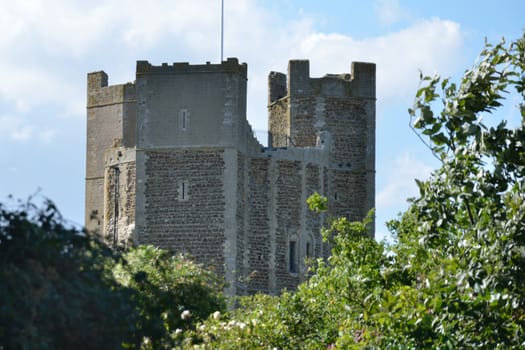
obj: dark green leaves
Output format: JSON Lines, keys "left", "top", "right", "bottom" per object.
{"left": 0, "top": 199, "right": 226, "bottom": 350}
{"left": 392, "top": 33, "right": 525, "bottom": 349}
{"left": 0, "top": 199, "right": 141, "bottom": 349}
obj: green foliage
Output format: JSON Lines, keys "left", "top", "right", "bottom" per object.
{"left": 182, "top": 210, "right": 383, "bottom": 349}
{"left": 0, "top": 198, "right": 226, "bottom": 349}
{"left": 113, "top": 245, "right": 227, "bottom": 349}
{"left": 0, "top": 198, "right": 142, "bottom": 349}
{"left": 382, "top": 33, "right": 525, "bottom": 348}
{"left": 306, "top": 191, "right": 327, "bottom": 213}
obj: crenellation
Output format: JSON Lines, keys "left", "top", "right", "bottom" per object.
{"left": 268, "top": 71, "right": 287, "bottom": 104}
{"left": 87, "top": 73, "right": 134, "bottom": 108}
{"left": 288, "top": 60, "right": 311, "bottom": 96}
{"left": 350, "top": 61, "right": 376, "bottom": 98}
{"left": 136, "top": 58, "right": 247, "bottom": 76}
{"left": 87, "top": 71, "right": 108, "bottom": 91}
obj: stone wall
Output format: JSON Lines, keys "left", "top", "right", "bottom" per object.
{"left": 274, "top": 160, "right": 302, "bottom": 291}
{"left": 85, "top": 71, "right": 135, "bottom": 235}
{"left": 135, "top": 58, "right": 248, "bottom": 151}
{"left": 140, "top": 148, "right": 226, "bottom": 274}
{"left": 103, "top": 156, "right": 136, "bottom": 247}
{"left": 324, "top": 97, "right": 373, "bottom": 222}
{"left": 305, "top": 163, "right": 325, "bottom": 258}
{"left": 246, "top": 157, "right": 272, "bottom": 293}
{"left": 236, "top": 152, "right": 247, "bottom": 294}
{"left": 269, "top": 59, "right": 376, "bottom": 232}
{"left": 325, "top": 98, "right": 369, "bottom": 166}
{"left": 243, "top": 154, "right": 328, "bottom": 293}
{"left": 289, "top": 96, "right": 317, "bottom": 147}
{"left": 268, "top": 97, "right": 289, "bottom": 148}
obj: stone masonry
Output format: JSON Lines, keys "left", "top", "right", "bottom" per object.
{"left": 85, "top": 58, "right": 375, "bottom": 295}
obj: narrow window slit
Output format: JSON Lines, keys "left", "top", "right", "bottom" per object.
{"left": 180, "top": 109, "right": 188, "bottom": 130}
{"left": 289, "top": 241, "right": 297, "bottom": 273}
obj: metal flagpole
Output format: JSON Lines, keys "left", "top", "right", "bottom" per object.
{"left": 221, "top": 0, "right": 224, "bottom": 62}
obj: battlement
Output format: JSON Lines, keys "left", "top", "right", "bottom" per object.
{"left": 86, "top": 71, "right": 135, "bottom": 108}
{"left": 87, "top": 71, "right": 108, "bottom": 89}
{"left": 268, "top": 60, "right": 375, "bottom": 104}
{"left": 134, "top": 57, "right": 249, "bottom": 150}
{"left": 268, "top": 71, "right": 287, "bottom": 103}
{"left": 136, "top": 57, "right": 247, "bottom": 77}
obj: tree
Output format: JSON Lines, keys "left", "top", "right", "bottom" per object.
{"left": 0, "top": 198, "right": 142, "bottom": 349}
{"left": 379, "top": 33, "right": 525, "bottom": 348}
{"left": 0, "top": 198, "right": 227, "bottom": 349}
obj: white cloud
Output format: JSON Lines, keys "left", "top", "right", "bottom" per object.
{"left": 374, "top": 0, "right": 411, "bottom": 26}
{"left": 0, "top": 63, "right": 83, "bottom": 117}
{"left": 0, "top": 114, "right": 57, "bottom": 143}
{"left": 0, "top": 1, "right": 112, "bottom": 56}
{"left": 0, "top": 4, "right": 26, "bottom": 48}
{"left": 12, "top": 126, "right": 33, "bottom": 142}
{"left": 0, "top": 0, "right": 466, "bottom": 138}
{"left": 290, "top": 18, "right": 464, "bottom": 104}
{"left": 39, "top": 128, "right": 58, "bottom": 144}
{"left": 240, "top": 17, "right": 464, "bottom": 132}
{"left": 0, "top": 114, "right": 31, "bottom": 142}
{"left": 123, "top": 0, "right": 228, "bottom": 52}
{"left": 0, "top": 0, "right": 271, "bottom": 119}
{"left": 376, "top": 152, "right": 433, "bottom": 208}
{"left": 374, "top": 152, "right": 436, "bottom": 242}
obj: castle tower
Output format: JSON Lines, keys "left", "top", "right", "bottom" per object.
{"left": 85, "top": 71, "right": 136, "bottom": 237}
{"left": 85, "top": 58, "right": 375, "bottom": 296}
{"left": 268, "top": 60, "right": 375, "bottom": 223}
{"left": 133, "top": 58, "right": 259, "bottom": 296}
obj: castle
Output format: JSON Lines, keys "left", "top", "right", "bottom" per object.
{"left": 85, "top": 58, "right": 375, "bottom": 295}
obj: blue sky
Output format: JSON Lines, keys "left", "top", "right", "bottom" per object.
{"left": 0, "top": 0, "right": 523, "bottom": 240}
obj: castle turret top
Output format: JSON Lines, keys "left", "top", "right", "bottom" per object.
{"left": 136, "top": 57, "right": 247, "bottom": 76}
{"left": 269, "top": 60, "right": 375, "bottom": 104}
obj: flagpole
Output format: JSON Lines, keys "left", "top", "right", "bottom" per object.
{"left": 221, "top": 0, "right": 224, "bottom": 62}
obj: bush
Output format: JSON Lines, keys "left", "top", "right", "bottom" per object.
{"left": 0, "top": 198, "right": 227, "bottom": 349}
{"left": 0, "top": 198, "right": 141, "bottom": 349}
{"left": 113, "top": 245, "right": 227, "bottom": 349}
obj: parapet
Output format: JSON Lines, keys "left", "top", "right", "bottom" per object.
{"left": 268, "top": 71, "right": 287, "bottom": 103}
{"left": 268, "top": 60, "right": 376, "bottom": 102}
{"left": 288, "top": 60, "right": 311, "bottom": 96}
{"left": 136, "top": 57, "right": 247, "bottom": 77}
{"left": 350, "top": 61, "right": 375, "bottom": 98}
{"left": 88, "top": 71, "right": 108, "bottom": 90}
{"left": 87, "top": 71, "right": 135, "bottom": 108}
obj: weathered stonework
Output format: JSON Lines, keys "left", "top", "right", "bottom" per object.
{"left": 85, "top": 58, "right": 375, "bottom": 295}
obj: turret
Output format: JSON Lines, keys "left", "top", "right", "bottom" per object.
{"left": 267, "top": 59, "right": 376, "bottom": 224}
{"left": 85, "top": 71, "right": 136, "bottom": 235}
{"left": 135, "top": 58, "right": 248, "bottom": 150}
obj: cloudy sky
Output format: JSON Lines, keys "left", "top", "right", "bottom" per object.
{"left": 0, "top": 0, "right": 523, "bottom": 240}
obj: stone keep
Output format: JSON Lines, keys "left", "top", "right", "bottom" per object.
{"left": 85, "top": 58, "right": 375, "bottom": 295}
